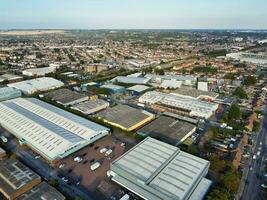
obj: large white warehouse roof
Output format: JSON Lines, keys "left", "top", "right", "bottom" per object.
{"left": 7, "top": 77, "right": 64, "bottom": 94}
{"left": 0, "top": 98, "right": 109, "bottom": 161}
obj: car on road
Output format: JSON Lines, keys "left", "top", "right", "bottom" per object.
{"left": 253, "top": 155, "right": 257, "bottom": 160}
{"left": 257, "top": 151, "right": 261, "bottom": 156}
{"left": 261, "top": 184, "right": 267, "bottom": 189}
{"left": 34, "top": 155, "right": 41, "bottom": 159}
{"left": 260, "top": 142, "right": 263, "bottom": 146}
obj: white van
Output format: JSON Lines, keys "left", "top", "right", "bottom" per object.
{"left": 100, "top": 148, "right": 107, "bottom": 153}
{"left": 90, "top": 162, "right": 101, "bottom": 171}
{"left": 105, "top": 149, "right": 113, "bottom": 156}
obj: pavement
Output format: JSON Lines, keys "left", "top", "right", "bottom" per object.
{"left": 240, "top": 105, "right": 267, "bottom": 200}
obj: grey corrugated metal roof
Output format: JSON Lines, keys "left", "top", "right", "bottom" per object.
{"left": 111, "top": 137, "right": 210, "bottom": 200}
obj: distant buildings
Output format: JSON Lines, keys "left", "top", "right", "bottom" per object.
{"left": 226, "top": 52, "right": 267, "bottom": 65}
{"left": 0, "top": 98, "right": 109, "bottom": 162}
{"left": 145, "top": 74, "right": 197, "bottom": 86}
{"left": 100, "top": 84, "right": 126, "bottom": 94}
{"left": 172, "top": 87, "right": 219, "bottom": 101}
{"left": 127, "top": 85, "right": 150, "bottom": 96}
{"left": 22, "top": 66, "right": 56, "bottom": 77}
{"left": 139, "top": 91, "right": 218, "bottom": 119}
{"left": 84, "top": 64, "right": 109, "bottom": 73}
{"left": 197, "top": 81, "right": 208, "bottom": 92}
{"left": 113, "top": 76, "right": 151, "bottom": 85}
{"left": 0, "top": 87, "right": 21, "bottom": 102}
{"left": 160, "top": 79, "right": 182, "bottom": 89}
{"left": 0, "top": 159, "right": 41, "bottom": 200}
{"left": 0, "top": 73, "right": 23, "bottom": 83}
{"left": 7, "top": 77, "right": 64, "bottom": 94}
{"left": 109, "top": 137, "right": 211, "bottom": 200}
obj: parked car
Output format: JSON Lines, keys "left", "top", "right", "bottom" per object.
{"left": 74, "top": 156, "right": 83, "bottom": 163}
{"left": 100, "top": 148, "right": 107, "bottom": 153}
{"left": 62, "top": 177, "right": 68, "bottom": 183}
{"left": 59, "top": 163, "right": 65, "bottom": 169}
{"left": 90, "top": 162, "right": 101, "bottom": 171}
{"left": 0, "top": 136, "right": 8, "bottom": 143}
{"left": 105, "top": 149, "right": 113, "bottom": 156}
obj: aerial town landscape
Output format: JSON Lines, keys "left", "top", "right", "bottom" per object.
{"left": 1, "top": 1, "right": 267, "bottom": 200}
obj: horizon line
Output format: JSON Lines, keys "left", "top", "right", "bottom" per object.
{"left": 1, "top": 28, "right": 267, "bottom": 31}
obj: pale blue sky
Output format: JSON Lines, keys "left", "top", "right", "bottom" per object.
{"left": 0, "top": 0, "right": 267, "bottom": 29}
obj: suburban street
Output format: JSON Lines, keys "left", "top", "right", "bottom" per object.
{"left": 241, "top": 105, "right": 267, "bottom": 200}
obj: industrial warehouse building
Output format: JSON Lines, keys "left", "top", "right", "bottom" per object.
{"left": 17, "top": 182, "right": 65, "bottom": 200}
{"left": 172, "top": 87, "right": 219, "bottom": 101}
{"left": 109, "top": 137, "right": 211, "bottom": 200}
{"left": 0, "top": 73, "right": 23, "bottom": 83}
{"left": 127, "top": 85, "right": 150, "bottom": 96}
{"left": 139, "top": 91, "right": 218, "bottom": 119}
{"left": 71, "top": 99, "right": 109, "bottom": 115}
{"left": 0, "top": 159, "right": 41, "bottom": 200}
{"left": 42, "top": 88, "right": 89, "bottom": 106}
{"left": 137, "top": 115, "right": 196, "bottom": 146}
{"left": 7, "top": 77, "right": 64, "bottom": 94}
{"left": 97, "top": 104, "right": 155, "bottom": 131}
{"left": 22, "top": 66, "right": 56, "bottom": 77}
{"left": 0, "top": 87, "right": 22, "bottom": 102}
{"left": 145, "top": 74, "right": 197, "bottom": 86}
{"left": 0, "top": 98, "right": 110, "bottom": 162}
{"left": 100, "top": 84, "right": 126, "bottom": 94}
{"left": 113, "top": 76, "right": 151, "bottom": 85}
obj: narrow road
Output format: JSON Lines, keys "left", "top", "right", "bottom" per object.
{"left": 241, "top": 106, "right": 267, "bottom": 200}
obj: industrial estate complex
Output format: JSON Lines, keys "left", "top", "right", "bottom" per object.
{"left": 0, "top": 29, "right": 267, "bottom": 200}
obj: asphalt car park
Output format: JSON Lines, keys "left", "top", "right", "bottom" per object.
{"left": 55, "top": 135, "right": 126, "bottom": 192}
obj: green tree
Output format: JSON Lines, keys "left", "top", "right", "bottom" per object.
{"left": 220, "top": 171, "right": 240, "bottom": 193}
{"left": 233, "top": 87, "right": 248, "bottom": 99}
{"left": 228, "top": 104, "right": 241, "bottom": 121}
{"left": 244, "top": 75, "right": 257, "bottom": 86}
{"left": 209, "top": 155, "right": 227, "bottom": 173}
{"left": 48, "top": 179, "right": 59, "bottom": 188}
{"left": 206, "top": 187, "right": 230, "bottom": 200}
